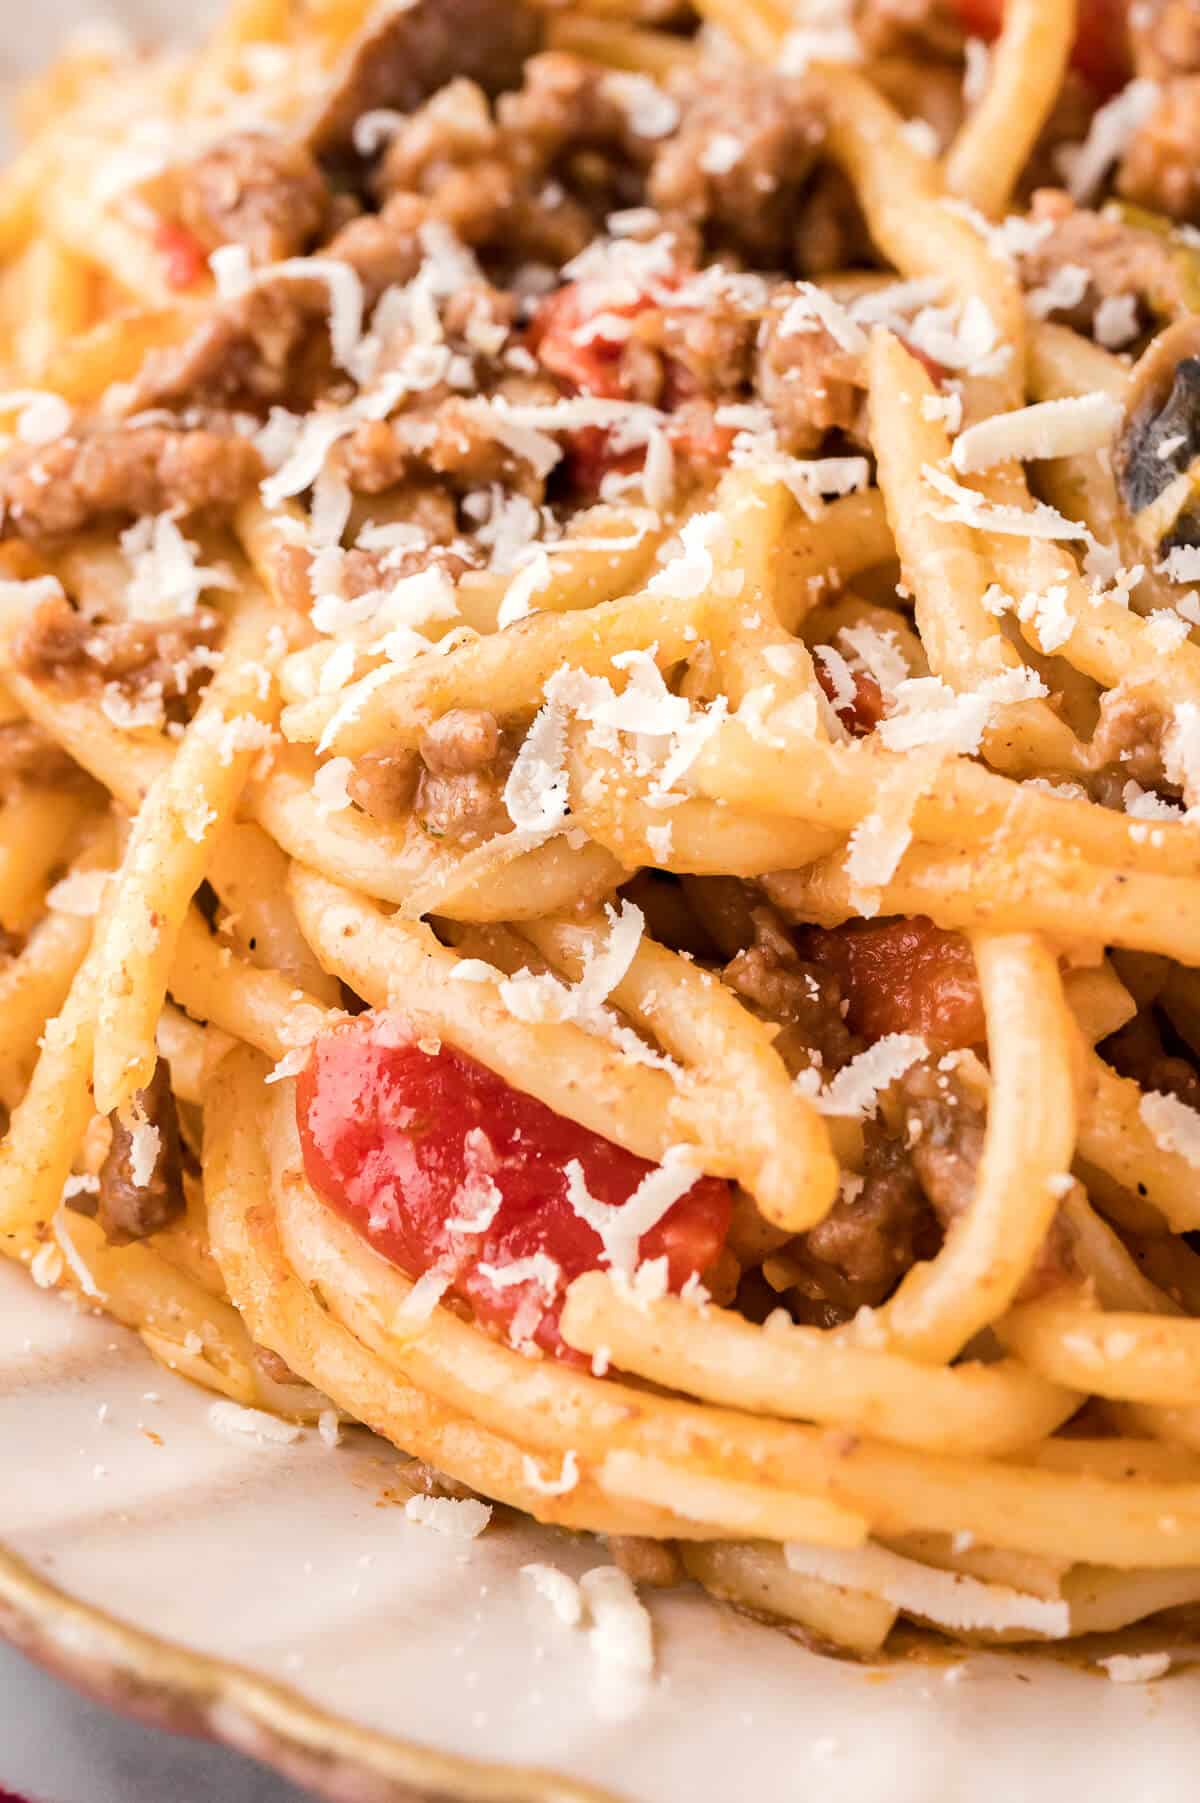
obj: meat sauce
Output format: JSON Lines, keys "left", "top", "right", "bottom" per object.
{"left": 296, "top": 1016, "right": 732, "bottom": 1361}
{"left": 529, "top": 278, "right": 735, "bottom": 490}
{"left": 797, "top": 916, "right": 985, "bottom": 1047}
{"left": 814, "top": 659, "right": 886, "bottom": 736}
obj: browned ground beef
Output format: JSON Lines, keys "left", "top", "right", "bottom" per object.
{"left": 13, "top": 595, "right": 222, "bottom": 700}
{"left": 0, "top": 426, "right": 263, "bottom": 540}
{"left": 1019, "top": 190, "right": 1190, "bottom": 331}
{"left": 723, "top": 908, "right": 860, "bottom": 1075}
{"left": 755, "top": 312, "right": 866, "bottom": 452}
{"left": 649, "top": 67, "right": 825, "bottom": 269}
{"left": 176, "top": 132, "right": 330, "bottom": 265}
{"left": 414, "top": 709, "right": 517, "bottom": 845}
{"left": 95, "top": 1059, "right": 185, "bottom": 1245}
{"left": 1118, "top": 77, "right": 1200, "bottom": 222}
{"left": 307, "top": 0, "right": 542, "bottom": 156}
{"left": 785, "top": 1129, "right": 937, "bottom": 1325}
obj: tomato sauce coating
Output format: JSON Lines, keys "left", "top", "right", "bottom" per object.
{"left": 798, "top": 916, "right": 985, "bottom": 1047}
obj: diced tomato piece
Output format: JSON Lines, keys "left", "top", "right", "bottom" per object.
{"left": 797, "top": 917, "right": 985, "bottom": 1047}
{"left": 563, "top": 427, "right": 644, "bottom": 496}
{"left": 528, "top": 281, "right": 657, "bottom": 401}
{"left": 152, "top": 219, "right": 210, "bottom": 290}
{"left": 296, "top": 1017, "right": 732, "bottom": 1363}
{"left": 530, "top": 276, "right": 737, "bottom": 493}
{"left": 950, "top": 0, "right": 1131, "bottom": 97}
{"left": 815, "top": 658, "right": 886, "bottom": 737}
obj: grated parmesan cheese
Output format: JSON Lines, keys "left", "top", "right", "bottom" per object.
{"left": 404, "top": 1493, "right": 492, "bottom": 1538}
{"left": 877, "top": 668, "right": 1048, "bottom": 757}
{"left": 120, "top": 514, "right": 233, "bottom": 619}
{"left": 602, "top": 71, "right": 678, "bottom": 140}
{"left": 1159, "top": 546, "right": 1200, "bottom": 586}
{"left": 500, "top": 700, "right": 569, "bottom": 835}
{"left": 795, "top": 1034, "right": 928, "bottom": 1121}
{"left": 962, "top": 36, "right": 991, "bottom": 106}
{"left": 208, "top": 1400, "right": 304, "bottom": 1447}
{"left": 397, "top": 1268, "right": 452, "bottom": 1324}
{"left": 1026, "top": 263, "right": 1090, "bottom": 321}
{"left": 497, "top": 548, "right": 552, "bottom": 629}
{"left": 784, "top": 1540, "right": 1070, "bottom": 1637}
{"left": 522, "top": 1562, "right": 585, "bottom": 1626}
{"left": 1098, "top": 1652, "right": 1171, "bottom": 1683}
{"left": 777, "top": 283, "right": 867, "bottom": 356}
{"left": 46, "top": 869, "right": 110, "bottom": 917}
{"left": 1139, "top": 1089, "right": 1200, "bottom": 1168}
{"left": 564, "top": 1145, "right": 703, "bottom": 1277}
{"left": 950, "top": 393, "right": 1122, "bottom": 475}
{"left": 312, "top": 756, "right": 355, "bottom": 817}
{"left": 123, "top": 1097, "right": 160, "bottom": 1189}
{"left": 699, "top": 132, "right": 744, "bottom": 174}
{"left": 0, "top": 389, "right": 72, "bottom": 445}
{"left": 1163, "top": 700, "right": 1200, "bottom": 807}
{"left": 1095, "top": 292, "right": 1140, "bottom": 350}
{"left": 905, "top": 296, "right": 1010, "bottom": 377}
{"left": 580, "top": 1566, "right": 655, "bottom": 1673}
{"left": 522, "top": 1449, "right": 581, "bottom": 1496}
{"left": 923, "top": 465, "right": 1089, "bottom": 541}
{"left": 352, "top": 108, "right": 408, "bottom": 156}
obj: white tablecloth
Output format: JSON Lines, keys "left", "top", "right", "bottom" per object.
{"left": 0, "top": 1643, "right": 308, "bottom": 1803}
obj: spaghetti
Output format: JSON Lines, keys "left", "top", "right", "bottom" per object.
{"left": 6, "top": 0, "right": 1200, "bottom": 1659}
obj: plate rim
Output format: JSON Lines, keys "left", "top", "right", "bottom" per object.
{"left": 0, "top": 1535, "right": 625, "bottom": 1803}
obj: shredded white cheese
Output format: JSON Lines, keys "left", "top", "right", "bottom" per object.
{"left": 1098, "top": 1652, "right": 1171, "bottom": 1683}
{"left": 784, "top": 1540, "right": 1070, "bottom": 1637}
{"left": 522, "top": 1450, "right": 581, "bottom": 1496}
{"left": 923, "top": 466, "right": 1089, "bottom": 540}
{"left": 397, "top": 1268, "right": 452, "bottom": 1324}
{"left": 564, "top": 1146, "right": 702, "bottom": 1277}
{"left": 208, "top": 1401, "right": 304, "bottom": 1447}
{"left": 580, "top": 1566, "right": 655, "bottom": 1673}
{"left": 795, "top": 1035, "right": 928, "bottom": 1121}
{"left": 1139, "top": 1089, "right": 1200, "bottom": 1169}
{"left": 404, "top": 1493, "right": 492, "bottom": 1538}
{"left": 312, "top": 755, "right": 355, "bottom": 817}
{"left": 522, "top": 1562, "right": 585, "bottom": 1626}
{"left": 877, "top": 668, "right": 1048, "bottom": 757}
{"left": 777, "top": 283, "right": 867, "bottom": 356}
{"left": 950, "top": 394, "right": 1122, "bottom": 475}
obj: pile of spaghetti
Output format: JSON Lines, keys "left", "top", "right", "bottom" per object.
{"left": 10, "top": 0, "right": 1200, "bottom": 1659}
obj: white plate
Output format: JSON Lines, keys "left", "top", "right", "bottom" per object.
{"left": 4, "top": 1258, "right": 1200, "bottom": 1803}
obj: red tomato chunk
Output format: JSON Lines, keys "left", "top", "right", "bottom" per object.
{"left": 529, "top": 278, "right": 735, "bottom": 491}
{"left": 152, "top": 218, "right": 210, "bottom": 290}
{"left": 798, "top": 916, "right": 985, "bottom": 1048}
{"left": 297, "top": 1017, "right": 732, "bottom": 1362}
